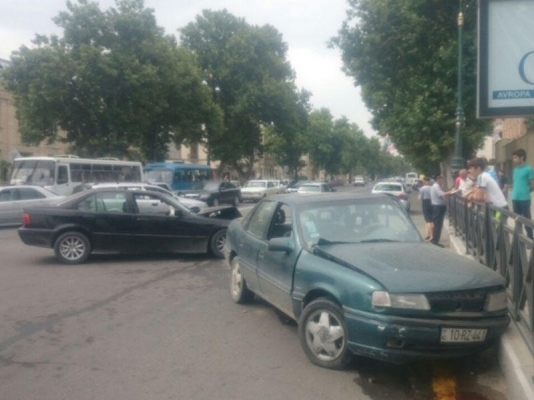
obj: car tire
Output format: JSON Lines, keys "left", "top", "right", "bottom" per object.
{"left": 212, "top": 198, "right": 219, "bottom": 207}
{"left": 233, "top": 195, "right": 240, "bottom": 206}
{"left": 230, "top": 257, "right": 254, "bottom": 304}
{"left": 298, "top": 298, "right": 352, "bottom": 370}
{"left": 54, "top": 231, "right": 92, "bottom": 265}
{"left": 209, "top": 229, "right": 226, "bottom": 258}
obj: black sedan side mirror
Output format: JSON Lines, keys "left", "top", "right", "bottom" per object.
{"left": 268, "top": 237, "right": 294, "bottom": 253}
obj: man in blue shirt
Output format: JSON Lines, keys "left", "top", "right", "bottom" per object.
{"left": 511, "top": 149, "right": 534, "bottom": 239}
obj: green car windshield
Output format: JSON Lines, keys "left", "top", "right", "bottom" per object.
{"left": 296, "top": 197, "right": 421, "bottom": 250}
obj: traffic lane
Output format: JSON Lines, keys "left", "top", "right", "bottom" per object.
{"left": 0, "top": 229, "right": 371, "bottom": 400}
{"left": 0, "top": 211, "right": 507, "bottom": 400}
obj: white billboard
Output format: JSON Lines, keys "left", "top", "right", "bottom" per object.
{"left": 478, "top": 0, "right": 534, "bottom": 118}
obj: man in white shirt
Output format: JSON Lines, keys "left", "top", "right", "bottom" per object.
{"left": 456, "top": 169, "right": 474, "bottom": 197}
{"left": 467, "top": 158, "right": 508, "bottom": 209}
{"left": 430, "top": 175, "right": 454, "bottom": 247}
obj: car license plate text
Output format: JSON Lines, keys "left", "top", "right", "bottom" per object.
{"left": 440, "top": 328, "right": 487, "bottom": 343}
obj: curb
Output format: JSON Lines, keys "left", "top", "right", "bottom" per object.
{"left": 446, "top": 226, "right": 534, "bottom": 400}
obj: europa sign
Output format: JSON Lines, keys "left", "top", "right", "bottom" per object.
{"left": 478, "top": 0, "right": 534, "bottom": 118}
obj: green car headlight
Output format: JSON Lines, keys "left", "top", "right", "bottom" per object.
{"left": 372, "top": 291, "right": 430, "bottom": 311}
{"left": 485, "top": 290, "right": 507, "bottom": 312}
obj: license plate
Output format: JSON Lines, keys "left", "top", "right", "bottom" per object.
{"left": 440, "top": 328, "right": 487, "bottom": 343}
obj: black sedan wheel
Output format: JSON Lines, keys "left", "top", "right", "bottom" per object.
{"left": 230, "top": 257, "right": 254, "bottom": 304}
{"left": 54, "top": 232, "right": 92, "bottom": 265}
{"left": 209, "top": 229, "right": 226, "bottom": 258}
{"left": 298, "top": 298, "right": 352, "bottom": 370}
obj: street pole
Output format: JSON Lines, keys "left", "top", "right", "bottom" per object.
{"left": 451, "top": 0, "right": 466, "bottom": 178}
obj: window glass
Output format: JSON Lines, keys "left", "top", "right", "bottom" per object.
{"left": 0, "top": 189, "right": 16, "bottom": 202}
{"left": 268, "top": 203, "right": 292, "bottom": 239}
{"left": 76, "top": 192, "right": 127, "bottom": 213}
{"left": 246, "top": 201, "right": 277, "bottom": 238}
{"left": 134, "top": 193, "right": 175, "bottom": 216}
{"left": 57, "top": 166, "right": 68, "bottom": 184}
{"left": 19, "top": 188, "right": 45, "bottom": 200}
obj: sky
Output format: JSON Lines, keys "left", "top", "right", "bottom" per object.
{"left": 0, "top": 0, "right": 376, "bottom": 137}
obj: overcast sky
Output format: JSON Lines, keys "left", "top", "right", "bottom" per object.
{"left": 0, "top": 0, "right": 376, "bottom": 136}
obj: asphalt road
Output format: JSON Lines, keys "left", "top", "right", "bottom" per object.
{"left": 0, "top": 185, "right": 508, "bottom": 400}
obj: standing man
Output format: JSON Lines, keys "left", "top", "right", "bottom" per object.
{"left": 430, "top": 175, "right": 453, "bottom": 247}
{"left": 511, "top": 149, "right": 534, "bottom": 239}
{"left": 467, "top": 158, "right": 508, "bottom": 211}
{"left": 418, "top": 177, "right": 433, "bottom": 241}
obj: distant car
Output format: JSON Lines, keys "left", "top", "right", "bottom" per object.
{"left": 180, "top": 181, "right": 241, "bottom": 207}
{"left": 90, "top": 182, "right": 208, "bottom": 213}
{"left": 18, "top": 188, "right": 236, "bottom": 264}
{"left": 269, "top": 180, "right": 287, "bottom": 194}
{"left": 0, "top": 185, "right": 64, "bottom": 227}
{"left": 372, "top": 182, "right": 411, "bottom": 211}
{"left": 225, "top": 193, "right": 510, "bottom": 368}
{"left": 241, "top": 180, "right": 279, "bottom": 202}
{"left": 353, "top": 176, "right": 366, "bottom": 186}
{"left": 297, "top": 182, "right": 336, "bottom": 193}
{"left": 286, "top": 180, "right": 310, "bottom": 193}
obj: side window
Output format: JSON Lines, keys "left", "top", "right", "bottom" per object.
{"left": 134, "top": 193, "right": 175, "bottom": 216}
{"left": 268, "top": 182, "right": 274, "bottom": 188}
{"left": 57, "top": 166, "right": 69, "bottom": 184}
{"left": 19, "top": 188, "right": 45, "bottom": 200}
{"left": 246, "top": 201, "right": 277, "bottom": 238}
{"left": 268, "top": 204, "right": 292, "bottom": 239}
{"left": 0, "top": 189, "right": 15, "bottom": 202}
{"left": 76, "top": 193, "right": 127, "bottom": 213}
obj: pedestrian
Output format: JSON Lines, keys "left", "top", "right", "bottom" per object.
{"left": 511, "top": 149, "right": 534, "bottom": 239}
{"left": 430, "top": 175, "right": 454, "bottom": 247}
{"left": 497, "top": 170, "right": 509, "bottom": 198}
{"left": 456, "top": 169, "right": 474, "bottom": 197}
{"left": 466, "top": 158, "right": 508, "bottom": 211}
{"left": 483, "top": 157, "right": 499, "bottom": 183}
{"left": 418, "top": 177, "right": 433, "bottom": 241}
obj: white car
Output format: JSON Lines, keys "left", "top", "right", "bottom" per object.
{"left": 90, "top": 183, "right": 208, "bottom": 213}
{"left": 371, "top": 182, "right": 411, "bottom": 211}
{"left": 268, "top": 180, "right": 287, "bottom": 194}
{"left": 241, "top": 180, "right": 279, "bottom": 202}
{"left": 0, "top": 185, "right": 64, "bottom": 227}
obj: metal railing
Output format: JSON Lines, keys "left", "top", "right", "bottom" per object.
{"left": 447, "top": 195, "right": 534, "bottom": 355}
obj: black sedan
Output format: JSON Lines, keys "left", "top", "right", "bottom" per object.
{"left": 180, "top": 181, "right": 241, "bottom": 207}
{"left": 18, "top": 188, "right": 236, "bottom": 264}
{"left": 225, "top": 193, "right": 509, "bottom": 367}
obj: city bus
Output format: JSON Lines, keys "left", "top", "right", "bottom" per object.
{"left": 143, "top": 162, "right": 213, "bottom": 192}
{"left": 9, "top": 156, "right": 143, "bottom": 196}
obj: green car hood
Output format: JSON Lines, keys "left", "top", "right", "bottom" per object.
{"left": 313, "top": 242, "right": 504, "bottom": 293}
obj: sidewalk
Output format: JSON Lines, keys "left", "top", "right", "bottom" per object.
{"left": 410, "top": 204, "right": 534, "bottom": 400}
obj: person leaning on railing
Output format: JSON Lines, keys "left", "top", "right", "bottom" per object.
{"left": 466, "top": 158, "right": 508, "bottom": 213}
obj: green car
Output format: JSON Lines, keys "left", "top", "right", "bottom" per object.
{"left": 224, "top": 193, "right": 509, "bottom": 369}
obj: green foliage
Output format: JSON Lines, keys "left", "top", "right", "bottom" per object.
{"left": 2, "top": 0, "right": 221, "bottom": 161}
{"left": 180, "top": 9, "right": 306, "bottom": 179}
{"left": 332, "top": 0, "right": 490, "bottom": 171}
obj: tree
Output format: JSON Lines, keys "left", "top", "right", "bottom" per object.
{"left": 332, "top": 0, "right": 490, "bottom": 172}
{"left": 180, "top": 9, "right": 303, "bottom": 180}
{"left": 2, "top": 0, "right": 221, "bottom": 161}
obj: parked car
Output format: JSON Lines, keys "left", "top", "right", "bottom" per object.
{"left": 372, "top": 182, "right": 411, "bottom": 211}
{"left": 297, "top": 182, "right": 336, "bottom": 193}
{"left": 240, "top": 180, "right": 279, "bottom": 202}
{"left": 269, "top": 180, "right": 287, "bottom": 194}
{"left": 353, "top": 176, "right": 366, "bottom": 186}
{"left": 286, "top": 180, "right": 310, "bottom": 193}
{"left": 180, "top": 180, "right": 241, "bottom": 207}
{"left": 225, "top": 193, "right": 509, "bottom": 368}
{"left": 0, "top": 185, "right": 64, "bottom": 227}
{"left": 18, "top": 188, "right": 237, "bottom": 264}
{"left": 90, "top": 182, "right": 208, "bottom": 213}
